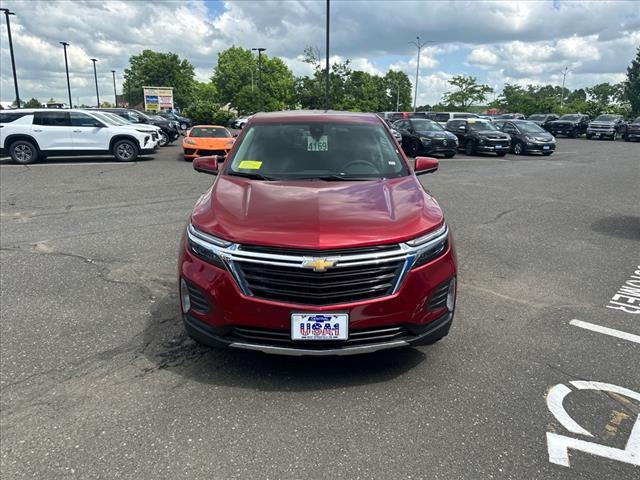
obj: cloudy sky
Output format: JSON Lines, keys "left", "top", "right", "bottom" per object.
{"left": 1, "top": 0, "right": 638, "bottom": 107}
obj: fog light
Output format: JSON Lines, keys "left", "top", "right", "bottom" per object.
{"left": 180, "top": 278, "right": 191, "bottom": 314}
{"left": 446, "top": 277, "right": 456, "bottom": 312}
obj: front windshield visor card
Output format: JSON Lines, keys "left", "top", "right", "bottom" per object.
{"left": 291, "top": 313, "right": 348, "bottom": 340}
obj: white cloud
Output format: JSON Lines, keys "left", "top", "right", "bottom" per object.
{"left": 467, "top": 47, "right": 499, "bottom": 67}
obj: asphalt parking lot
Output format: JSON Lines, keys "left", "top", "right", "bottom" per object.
{"left": 1, "top": 139, "right": 638, "bottom": 479}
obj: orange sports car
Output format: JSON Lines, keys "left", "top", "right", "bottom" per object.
{"left": 182, "top": 125, "right": 235, "bottom": 161}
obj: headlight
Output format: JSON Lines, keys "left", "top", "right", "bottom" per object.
{"left": 420, "top": 137, "right": 432, "bottom": 145}
{"left": 478, "top": 138, "right": 485, "bottom": 145}
{"left": 184, "top": 138, "right": 197, "bottom": 145}
{"left": 406, "top": 224, "right": 449, "bottom": 269}
{"left": 186, "top": 224, "right": 231, "bottom": 269}
{"left": 524, "top": 136, "right": 535, "bottom": 142}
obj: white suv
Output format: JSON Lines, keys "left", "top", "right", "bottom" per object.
{"left": 0, "top": 109, "right": 158, "bottom": 164}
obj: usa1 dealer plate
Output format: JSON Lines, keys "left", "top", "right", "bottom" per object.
{"left": 291, "top": 313, "right": 348, "bottom": 340}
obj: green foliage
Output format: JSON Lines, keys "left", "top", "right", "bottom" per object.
{"left": 100, "top": 101, "right": 114, "bottom": 108}
{"left": 624, "top": 47, "right": 640, "bottom": 115}
{"left": 212, "top": 46, "right": 295, "bottom": 114}
{"left": 442, "top": 75, "right": 493, "bottom": 109}
{"left": 23, "top": 98, "right": 41, "bottom": 108}
{"left": 122, "top": 50, "right": 195, "bottom": 108}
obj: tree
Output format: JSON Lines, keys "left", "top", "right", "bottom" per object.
{"left": 23, "top": 98, "right": 41, "bottom": 108}
{"left": 382, "top": 70, "right": 412, "bottom": 111}
{"left": 442, "top": 75, "right": 493, "bottom": 109}
{"left": 183, "top": 81, "right": 222, "bottom": 125}
{"left": 624, "top": 47, "right": 640, "bottom": 116}
{"left": 122, "top": 50, "right": 195, "bottom": 108}
{"left": 212, "top": 46, "right": 295, "bottom": 114}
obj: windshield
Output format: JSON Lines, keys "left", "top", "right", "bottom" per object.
{"left": 411, "top": 119, "right": 445, "bottom": 132}
{"left": 634, "top": 117, "right": 640, "bottom": 124}
{"left": 468, "top": 121, "right": 497, "bottom": 132}
{"left": 528, "top": 114, "right": 545, "bottom": 120}
{"left": 559, "top": 115, "right": 580, "bottom": 121}
{"left": 190, "top": 127, "right": 231, "bottom": 138}
{"left": 92, "top": 111, "right": 129, "bottom": 126}
{"left": 132, "top": 110, "right": 153, "bottom": 121}
{"left": 518, "top": 122, "right": 546, "bottom": 133}
{"left": 594, "top": 115, "right": 618, "bottom": 121}
{"left": 102, "top": 112, "right": 132, "bottom": 125}
{"left": 227, "top": 122, "right": 407, "bottom": 180}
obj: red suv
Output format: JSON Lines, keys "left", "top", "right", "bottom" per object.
{"left": 179, "top": 111, "right": 457, "bottom": 356}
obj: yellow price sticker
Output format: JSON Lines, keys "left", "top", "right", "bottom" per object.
{"left": 238, "top": 160, "right": 262, "bottom": 170}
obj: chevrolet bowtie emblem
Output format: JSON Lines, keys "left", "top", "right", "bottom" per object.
{"left": 303, "top": 258, "right": 336, "bottom": 272}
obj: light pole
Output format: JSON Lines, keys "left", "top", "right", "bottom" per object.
{"left": 111, "top": 70, "right": 117, "bottom": 107}
{"left": 409, "top": 36, "right": 434, "bottom": 112}
{"left": 396, "top": 83, "right": 400, "bottom": 111}
{"left": 60, "top": 42, "right": 72, "bottom": 108}
{"left": 251, "top": 47, "right": 266, "bottom": 111}
{"left": 90, "top": 58, "right": 100, "bottom": 107}
{"left": 325, "top": 0, "right": 330, "bottom": 110}
{"left": 560, "top": 66, "right": 569, "bottom": 109}
{"left": 1, "top": 8, "right": 20, "bottom": 108}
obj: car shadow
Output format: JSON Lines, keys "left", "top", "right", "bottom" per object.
{"left": 140, "top": 292, "right": 428, "bottom": 392}
{"left": 0, "top": 155, "right": 154, "bottom": 165}
{"left": 591, "top": 215, "right": 640, "bottom": 241}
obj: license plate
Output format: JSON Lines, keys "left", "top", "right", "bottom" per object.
{"left": 495, "top": 145, "right": 502, "bottom": 149}
{"left": 543, "top": 145, "right": 550, "bottom": 150}
{"left": 291, "top": 313, "right": 348, "bottom": 340}
{"left": 594, "top": 134, "right": 600, "bottom": 137}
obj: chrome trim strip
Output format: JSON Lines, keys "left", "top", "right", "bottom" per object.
{"left": 228, "top": 340, "right": 409, "bottom": 356}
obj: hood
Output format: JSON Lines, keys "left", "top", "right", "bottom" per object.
{"left": 589, "top": 121, "right": 617, "bottom": 126}
{"left": 477, "top": 131, "right": 509, "bottom": 139}
{"left": 550, "top": 119, "right": 577, "bottom": 125}
{"left": 185, "top": 137, "right": 234, "bottom": 149}
{"left": 150, "top": 118, "right": 172, "bottom": 128}
{"left": 416, "top": 130, "right": 455, "bottom": 139}
{"left": 191, "top": 175, "right": 444, "bottom": 249}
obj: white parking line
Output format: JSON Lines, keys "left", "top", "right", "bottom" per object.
{"left": 570, "top": 319, "right": 640, "bottom": 344}
{"left": 0, "top": 162, "right": 136, "bottom": 167}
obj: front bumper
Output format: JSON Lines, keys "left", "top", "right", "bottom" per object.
{"left": 179, "top": 234, "right": 457, "bottom": 356}
{"left": 183, "top": 147, "right": 230, "bottom": 159}
{"left": 141, "top": 147, "right": 156, "bottom": 155}
{"left": 524, "top": 142, "right": 556, "bottom": 153}
{"left": 476, "top": 144, "right": 510, "bottom": 153}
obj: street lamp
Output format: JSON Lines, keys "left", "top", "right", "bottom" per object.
{"left": 90, "top": 58, "right": 100, "bottom": 107}
{"left": 251, "top": 47, "right": 266, "bottom": 112}
{"left": 396, "top": 83, "right": 400, "bottom": 112}
{"left": 60, "top": 42, "right": 72, "bottom": 108}
{"left": 408, "top": 36, "right": 434, "bottom": 112}
{"left": 1, "top": 8, "right": 21, "bottom": 108}
{"left": 560, "top": 66, "right": 569, "bottom": 109}
{"left": 325, "top": 0, "right": 330, "bottom": 110}
{"left": 111, "top": 70, "right": 117, "bottom": 107}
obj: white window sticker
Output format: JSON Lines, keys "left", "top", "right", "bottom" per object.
{"left": 307, "top": 135, "right": 328, "bottom": 152}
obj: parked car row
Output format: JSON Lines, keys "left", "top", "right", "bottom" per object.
{"left": 0, "top": 108, "right": 160, "bottom": 164}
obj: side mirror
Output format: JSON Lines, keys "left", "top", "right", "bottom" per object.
{"left": 193, "top": 156, "right": 219, "bottom": 175}
{"left": 457, "top": 125, "right": 466, "bottom": 132}
{"left": 414, "top": 156, "right": 439, "bottom": 176}
{"left": 233, "top": 133, "right": 238, "bottom": 138}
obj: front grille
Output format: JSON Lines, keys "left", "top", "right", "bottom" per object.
{"left": 236, "top": 259, "right": 404, "bottom": 306}
{"left": 240, "top": 244, "right": 399, "bottom": 257}
{"left": 227, "top": 325, "right": 411, "bottom": 349}
{"left": 588, "top": 124, "right": 615, "bottom": 133}
{"left": 427, "top": 281, "right": 450, "bottom": 311}
{"left": 185, "top": 282, "right": 209, "bottom": 312}
{"left": 184, "top": 148, "right": 195, "bottom": 155}
{"left": 197, "top": 149, "right": 228, "bottom": 156}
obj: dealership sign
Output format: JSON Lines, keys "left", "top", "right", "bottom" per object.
{"left": 143, "top": 86, "right": 174, "bottom": 112}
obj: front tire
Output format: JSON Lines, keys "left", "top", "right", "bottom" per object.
{"left": 464, "top": 140, "right": 475, "bottom": 155}
{"left": 407, "top": 140, "right": 419, "bottom": 158}
{"left": 112, "top": 139, "right": 139, "bottom": 162}
{"left": 513, "top": 141, "right": 525, "bottom": 155}
{"left": 9, "top": 139, "right": 38, "bottom": 165}
{"left": 180, "top": 122, "right": 188, "bottom": 131}
{"left": 158, "top": 131, "right": 169, "bottom": 147}
{"left": 569, "top": 129, "right": 577, "bottom": 138}
{"left": 586, "top": 133, "right": 592, "bottom": 139}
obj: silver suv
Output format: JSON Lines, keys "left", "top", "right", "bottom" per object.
{"left": 0, "top": 109, "right": 158, "bottom": 164}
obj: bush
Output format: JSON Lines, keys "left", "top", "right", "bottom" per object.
{"left": 183, "top": 101, "right": 235, "bottom": 126}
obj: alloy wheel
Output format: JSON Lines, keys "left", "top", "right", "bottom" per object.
{"left": 116, "top": 142, "right": 135, "bottom": 160}
{"left": 14, "top": 144, "right": 33, "bottom": 163}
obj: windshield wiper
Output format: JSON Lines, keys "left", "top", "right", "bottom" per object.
{"left": 227, "top": 171, "right": 277, "bottom": 181}
{"left": 299, "top": 175, "right": 377, "bottom": 181}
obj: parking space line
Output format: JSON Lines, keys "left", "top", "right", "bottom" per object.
{"left": 0, "top": 162, "right": 136, "bottom": 167}
{"left": 570, "top": 319, "right": 640, "bottom": 344}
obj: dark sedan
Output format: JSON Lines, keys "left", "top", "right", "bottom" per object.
{"left": 393, "top": 118, "right": 458, "bottom": 157}
{"left": 445, "top": 119, "right": 511, "bottom": 156}
{"left": 494, "top": 120, "right": 556, "bottom": 156}
{"left": 527, "top": 113, "right": 559, "bottom": 132}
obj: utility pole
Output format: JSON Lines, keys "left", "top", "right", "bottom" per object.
{"left": 251, "top": 48, "right": 266, "bottom": 112}
{"left": 396, "top": 83, "right": 400, "bottom": 111}
{"left": 111, "top": 70, "right": 117, "bottom": 107}
{"left": 90, "top": 58, "right": 100, "bottom": 107}
{"left": 408, "top": 36, "right": 434, "bottom": 112}
{"left": 60, "top": 42, "right": 72, "bottom": 108}
{"left": 1, "top": 8, "right": 21, "bottom": 108}
{"left": 325, "top": 0, "right": 330, "bottom": 110}
{"left": 560, "top": 66, "right": 569, "bottom": 109}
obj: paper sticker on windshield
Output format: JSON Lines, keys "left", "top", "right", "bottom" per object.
{"left": 238, "top": 160, "right": 262, "bottom": 169}
{"left": 307, "top": 135, "right": 328, "bottom": 152}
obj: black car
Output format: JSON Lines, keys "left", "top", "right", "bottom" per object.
{"left": 97, "top": 108, "right": 180, "bottom": 146}
{"left": 625, "top": 117, "right": 640, "bottom": 142}
{"left": 586, "top": 114, "right": 626, "bottom": 140}
{"left": 495, "top": 113, "right": 526, "bottom": 120}
{"left": 445, "top": 119, "right": 511, "bottom": 156}
{"left": 393, "top": 118, "right": 458, "bottom": 157}
{"left": 527, "top": 113, "right": 559, "bottom": 132}
{"left": 157, "top": 111, "right": 193, "bottom": 131}
{"left": 493, "top": 119, "right": 556, "bottom": 156}
{"left": 547, "top": 114, "right": 590, "bottom": 138}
